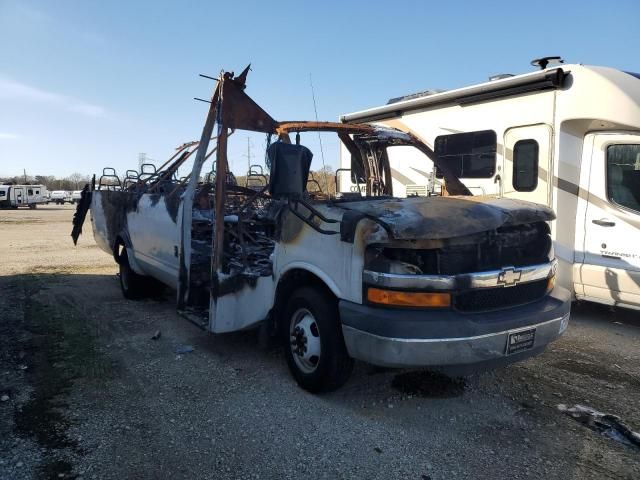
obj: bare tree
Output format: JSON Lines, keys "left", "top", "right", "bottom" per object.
{"left": 67, "top": 172, "right": 88, "bottom": 190}
{"left": 310, "top": 165, "right": 336, "bottom": 195}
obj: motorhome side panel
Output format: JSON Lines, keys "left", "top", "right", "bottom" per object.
{"left": 556, "top": 127, "right": 589, "bottom": 295}
{"left": 340, "top": 91, "right": 556, "bottom": 197}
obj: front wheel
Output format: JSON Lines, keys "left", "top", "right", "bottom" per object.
{"left": 283, "top": 287, "right": 354, "bottom": 393}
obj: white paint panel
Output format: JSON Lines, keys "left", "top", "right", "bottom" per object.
{"left": 127, "top": 194, "right": 180, "bottom": 284}
{"left": 211, "top": 276, "right": 275, "bottom": 333}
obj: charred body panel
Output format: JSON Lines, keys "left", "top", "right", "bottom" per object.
{"left": 334, "top": 196, "right": 554, "bottom": 242}
{"left": 365, "top": 222, "right": 552, "bottom": 276}
{"left": 90, "top": 190, "right": 182, "bottom": 286}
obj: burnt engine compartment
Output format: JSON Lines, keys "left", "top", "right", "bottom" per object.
{"left": 364, "top": 221, "right": 553, "bottom": 312}
{"left": 218, "top": 188, "right": 279, "bottom": 276}
{"left": 366, "top": 221, "right": 552, "bottom": 276}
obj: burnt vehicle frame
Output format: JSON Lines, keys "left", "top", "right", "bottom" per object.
{"left": 74, "top": 66, "right": 571, "bottom": 393}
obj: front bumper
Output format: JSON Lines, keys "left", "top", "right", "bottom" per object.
{"left": 340, "top": 286, "right": 571, "bottom": 371}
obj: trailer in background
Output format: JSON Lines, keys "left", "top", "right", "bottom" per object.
{"left": 49, "top": 190, "right": 72, "bottom": 205}
{"left": 0, "top": 184, "right": 48, "bottom": 209}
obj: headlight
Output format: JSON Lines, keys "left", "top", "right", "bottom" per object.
{"left": 367, "top": 288, "right": 451, "bottom": 308}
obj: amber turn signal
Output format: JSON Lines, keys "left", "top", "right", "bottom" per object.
{"left": 367, "top": 288, "right": 451, "bottom": 308}
{"left": 547, "top": 275, "right": 556, "bottom": 291}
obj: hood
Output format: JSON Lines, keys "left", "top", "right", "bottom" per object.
{"left": 335, "top": 196, "right": 555, "bottom": 240}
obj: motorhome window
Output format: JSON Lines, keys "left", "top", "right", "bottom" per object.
{"left": 28, "top": 189, "right": 33, "bottom": 195}
{"left": 606, "top": 144, "right": 640, "bottom": 214}
{"left": 434, "top": 130, "right": 496, "bottom": 178}
{"left": 0, "top": 191, "right": 5, "bottom": 197}
{"left": 513, "top": 139, "right": 539, "bottom": 192}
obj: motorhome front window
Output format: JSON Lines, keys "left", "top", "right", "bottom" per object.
{"left": 434, "top": 130, "right": 496, "bottom": 178}
{"left": 606, "top": 144, "right": 640, "bottom": 213}
{"left": 513, "top": 139, "right": 539, "bottom": 192}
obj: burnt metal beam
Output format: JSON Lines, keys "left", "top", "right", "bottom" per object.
{"left": 212, "top": 79, "right": 228, "bottom": 273}
{"left": 178, "top": 76, "right": 221, "bottom": 309}
{"left": 276, "top": 121, "right": 377, "bottom": 137}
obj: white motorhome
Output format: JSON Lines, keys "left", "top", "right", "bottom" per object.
{"left": 340, "top": 58, "right": 640, "bottom": 310}
{"left": 0, "top": 184, "right": 48, "bottom": 208}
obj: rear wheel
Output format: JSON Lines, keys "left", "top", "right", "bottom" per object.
{"left": 118, "top": 247, "right": 151, "bottom": 300}
{"left": 283, "top": 287, "right": 354, "bottom": 393}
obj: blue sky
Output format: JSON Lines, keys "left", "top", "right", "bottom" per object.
{"left": 0, "top": 0, "right": 638, "bottom": 178}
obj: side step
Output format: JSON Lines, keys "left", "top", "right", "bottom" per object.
{"left": 177, "top": 307, "right": 209, "bottom": 330}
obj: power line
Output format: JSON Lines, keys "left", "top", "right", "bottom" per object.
{"left": 309, "top": 73, "right": 328, "bottom": 191}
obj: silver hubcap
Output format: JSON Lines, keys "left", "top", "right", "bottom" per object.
{"left": 290, "top": 308, "right": 321, "bottom": 374}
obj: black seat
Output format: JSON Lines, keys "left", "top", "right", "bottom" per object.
{"left": 267, "top": 142, "right": 313, "bottom": 199}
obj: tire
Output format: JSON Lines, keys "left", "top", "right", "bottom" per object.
{"left": 283, "top": 286, "right": 354, "bottom": 393}
{"left": 118, "top": 248, "right": 150, "bottom": 300}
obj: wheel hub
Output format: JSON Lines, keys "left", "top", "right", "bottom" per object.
{"left": 289, "top": 309, "right": 321, "bottom": 374}
{"left": 292, "top": 326, "right": 308, "bottom": 356}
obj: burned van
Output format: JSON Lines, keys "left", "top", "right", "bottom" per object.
{"left": 72, "top": 67, "right": 570, "bottom": 392}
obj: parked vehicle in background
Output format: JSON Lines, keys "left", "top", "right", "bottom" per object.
{"left": 73, "top": 67, "right": 571, "bottom": 393}
{"left": 341, "top": 57, "right": 640, "bottom": 310}
{"left": 71, "top": 190, "right": 83, "bottom": 204}
{"left": 0, "top": 184, "right": 48, "bottom": 209}
{"left": 50, "top": 190, "right": 72, "bottom": 205}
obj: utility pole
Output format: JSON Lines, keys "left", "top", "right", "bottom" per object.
{"left": 138, "top": 152, "right": 147, "bottom": 171}
{"left": 23, "top": 169, "right": 27, "bottom": 184}
{"left": 241, "top": 136, "right": 252, "bottom": 175}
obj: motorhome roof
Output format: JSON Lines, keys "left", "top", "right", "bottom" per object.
{"left": 340, "top": 64, "right": 640, "bottom": 124}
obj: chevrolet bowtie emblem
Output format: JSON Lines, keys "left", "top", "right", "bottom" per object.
{"left": 498, "top": 267, "right": 522, "bottom": 286}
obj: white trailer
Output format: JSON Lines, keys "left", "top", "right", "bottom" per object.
{"left": 340, "top": 59, "right": 640, "bottom": 310}
{"left": 50, "top": 190, "right": 72, "bottom": 204}
{"left": 0, "top": 184, "right": 48, "bottom": 208}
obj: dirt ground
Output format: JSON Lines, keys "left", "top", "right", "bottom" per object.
{"left": 1, "top": 204, "right": 639, "bottom": 480}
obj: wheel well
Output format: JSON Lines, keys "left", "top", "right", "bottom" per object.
{"left": 271, "top": 269, "right": 336, "bottom": 335}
